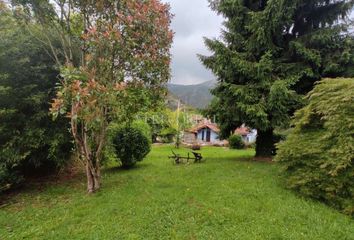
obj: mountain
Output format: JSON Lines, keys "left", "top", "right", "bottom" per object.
{"left": 165, "top": 92, "right": 194, "bottom": 111}
{"left": 167, "top": 80, "right": 216, "bottom": 109}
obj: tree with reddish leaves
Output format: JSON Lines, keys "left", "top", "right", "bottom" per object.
{"left": 49, "top": 0, "right": 173, "bottom": 193}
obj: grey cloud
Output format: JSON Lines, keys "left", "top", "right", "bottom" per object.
{"left": 162, "top": 0, "right": 223, "bottom": 85}
{"left": 163, "top": 1, "right": 354, "bottom": 85}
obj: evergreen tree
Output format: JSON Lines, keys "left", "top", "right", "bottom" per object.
{"left": 200, "top": 0, "right": 354, "bottom": 157}
{"left": 0, "top": 4, "right": 72, "bottom": 191}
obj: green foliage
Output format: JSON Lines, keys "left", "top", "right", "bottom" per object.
{"left": 45, "top": 0, "right": 173, "bottom": 192}
{"left": 137, "top": 107, "right": 193, "bottom": 144}
{"left": 131, "top": 120, "right": 152, "bottom": 144}
{"left": 113, "top": 127, "right": 151, "bottom": 168}
{"left": 160, "top": 127, "right": 177, "bottom": 143}
{"left": 139, "top": 109, "right": 171, "bottom": 143}
{"left": 228, "top": 135, "right": 245, "bottom": 149}
{"left": 0, "top": 6, "right": 72, "bottom": 192}
{"left": 103, "top": 120, "right": 152, "bottom": 165}
{"left": 276, "top": 78, "right": 354, "bottom": 216}
{"left": 102, "top": 123, "right": 121, "bottom": 165}
{"left": 201, "top": 0, "right": 354, "bottom": 157}
{"left": 0, "top": 163, "right": 23, "bottom": 192}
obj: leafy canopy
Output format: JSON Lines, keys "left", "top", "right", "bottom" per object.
{"left": 49, "top": 0, "right": 173, "bottom": 192}
{"left": 0, "top": 4, "right": 72, "bottom": 191}
{"left": 276, "top": 78, "right": 354, "bottom": 216}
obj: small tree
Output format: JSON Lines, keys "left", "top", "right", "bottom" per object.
{"left": 51, "top": 0, "right": 173, "bottom": 193}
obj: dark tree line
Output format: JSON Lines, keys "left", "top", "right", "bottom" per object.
{"left": 0, "top": 4, "right": 72, "bottom": 191}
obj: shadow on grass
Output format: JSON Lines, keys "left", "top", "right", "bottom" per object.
{"left": 104, "top": 163, "right": 151, "bottom": 174}
{"left": 208, "top": 156, "right": 255, "bottom": 163}
{"left": 0, "top": 170, "right": 86, "bottom": 207}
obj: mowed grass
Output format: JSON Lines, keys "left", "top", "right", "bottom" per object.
{"left": 0, "top": 146, "right": 353, "bottom": 240}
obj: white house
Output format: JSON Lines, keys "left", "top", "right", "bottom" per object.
{"left": 195, "top": 124, "right": 220, "bottom": 143}
{"left": 234, "top": 125, "right": 258, "bottom": 143}
{"left": 183, "top": 121, "right": 257, "bottom": 145}
{"left": 184, "top": 121, "right": 221, "bottom": 144}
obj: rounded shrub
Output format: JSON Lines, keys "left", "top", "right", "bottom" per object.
{"left": 113, "top": 126, "right": 151, "bottom": 168}
{"left": 131, "top": 120, "right": 152, "bottom": 144}
{"left": 228, "top": 135, "right": 245, "bottom": 149}
{"left": 275, "top": 78, "right": 354, "bottom": 216}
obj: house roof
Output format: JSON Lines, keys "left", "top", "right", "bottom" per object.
{"left": 188, "top": 123, "right": 220, "bottom": 133}
{"left": 234, "top": 126, "right": 250, "bottom": 136}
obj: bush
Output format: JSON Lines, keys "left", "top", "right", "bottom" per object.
{"left": 103, "top": 121, "right": 152, "bottom": 165}
{"left": 131, "top": 120, "right": 152, "bottom": 144}
{"left": 275, "top": 78, "right": 354, "bottom": 216}
{"left": 228, "top": 135, "right": 245, "bottom": 149}
{"left": 113, "top": 126, "right": 151, "bottom": 168}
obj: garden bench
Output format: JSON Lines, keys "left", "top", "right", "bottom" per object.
{"left": 168, "top": 150, "right": 203, "bottom": 164}
{"left": 191, "top": 151, "right": 203, "bottom": 163}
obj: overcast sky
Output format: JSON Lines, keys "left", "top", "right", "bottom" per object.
{"left": 161, "top": 0, "right": 223, "bottom": 85}
{"left": 162, "top": 1, "right": 354, "bottom": 85}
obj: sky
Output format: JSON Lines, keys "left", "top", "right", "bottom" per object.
{"left": 162, "top": 1, "right": 354, "bottom": 86}
{"left": 161, "top": 0, "right": 224, "bottom": 85}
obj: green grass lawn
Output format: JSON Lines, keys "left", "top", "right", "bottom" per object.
{"left": 1, "top": 145, "right": 353, "bottom": 240}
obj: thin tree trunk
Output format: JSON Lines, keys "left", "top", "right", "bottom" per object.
{"left": 86, "top": 163, "right": 95, "bottom": 193}
{"left": 85, "top": 156, "right": 102, "bottom": 193}
{"left": 93, "top": 169, "right": 100, "bottom": 191}
{"left": 255, "top": 128, "right": 275, "bottom": 158}
{"left": 92, "top": 154, "right": 101, "bottom": 192}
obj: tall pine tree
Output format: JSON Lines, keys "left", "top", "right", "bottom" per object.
{"left": 200, "top": 0, "right": 354, "bottom": 157}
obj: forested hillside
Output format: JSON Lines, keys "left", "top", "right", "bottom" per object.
{"left": 167, "top": 80, "right": 215, "bottom": 109}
